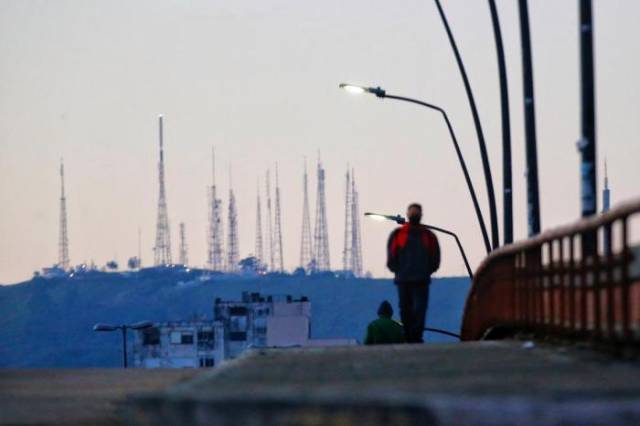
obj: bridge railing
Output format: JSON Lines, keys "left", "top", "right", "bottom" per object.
{"left": 461, "top": 198, "right": 640, "bottom": 342}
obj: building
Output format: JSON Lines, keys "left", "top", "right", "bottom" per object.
{"left": 132, "top": 292, "right": 353, "bottom": 369}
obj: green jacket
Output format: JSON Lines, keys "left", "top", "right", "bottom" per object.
{"left": 364, "top": 316, "right": 405, "bottom": 345}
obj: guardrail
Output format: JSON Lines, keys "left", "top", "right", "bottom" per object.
{"left": 461, "top": 198, "right": 640, "bottom": 342}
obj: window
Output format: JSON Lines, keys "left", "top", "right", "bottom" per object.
{"left": 181, "top": 333, "right": 194, "bottom": 344}
{"left": 170, "top": 331, "right": 181, "bottom": 344}
{"left": 197, "top": 330, "right": 214, "bottom": 342}
{"left": 197, "top": 330, "right": 214, "bottom": 349}
{"left": 229, "top": 306, "right": 247, "bottom": 315}
{"left": 142, "top": 327, "right": 160, "bottom": 345}
{"left": 229, "top": 331, "right": 247, "bottom": 341}
{"left": 199, "top": 357, "right": 215, "bottom": 368}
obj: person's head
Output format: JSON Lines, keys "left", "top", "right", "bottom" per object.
{"left": 407, "top": 203, "right": 422, "bottom": 225}
{"left": 377, "top": 300, "right": 393, "bottom": 318}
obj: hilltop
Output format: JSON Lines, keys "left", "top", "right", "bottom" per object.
{"left": 0, "top": 269, "right": 470, "bottom": 367}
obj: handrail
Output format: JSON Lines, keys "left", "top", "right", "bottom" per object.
{"left": 461, "top": 197, "right": 640, "bottom": 342}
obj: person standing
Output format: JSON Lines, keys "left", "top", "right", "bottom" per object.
{"left": 386, "top": 203, "right": 441, "bottom": 343}
{"left": 364, "top": 301, "right": 405, "bottom": 345}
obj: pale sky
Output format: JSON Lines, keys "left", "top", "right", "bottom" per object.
{"left": 1, "top": 1, "right": 639, "bottom": 284}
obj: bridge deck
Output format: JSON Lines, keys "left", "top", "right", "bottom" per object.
{"left": 126, "top": 341, "right": 640, "bottom": 425}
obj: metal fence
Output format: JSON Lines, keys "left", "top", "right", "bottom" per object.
{"left": 461, "top": 198, "right": 640, "bottom": 343}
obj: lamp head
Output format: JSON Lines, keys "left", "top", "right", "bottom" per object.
{"left": 339, "top": 83, "right": 386, "bottom": 98}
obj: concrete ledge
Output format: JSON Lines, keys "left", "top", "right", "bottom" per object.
{"left": 124, "top": 342, "right": 640, "bottom": 425}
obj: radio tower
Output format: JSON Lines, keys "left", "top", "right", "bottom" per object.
{"left": 226, "top": 168, "right": 239, "bottom": 273}
{"left": 299, "top": 159, "right": 313, "bottom": 270}
{"left": 58, "top": 159, "right": 70, "bottom": 270}
{"left": 265, "top": 170, "right": 274, "bottom": 271}
{"left": 313, "top": 156, "right": 330, "bottom": 271}
{"left": 272, "top": 164, "right": 284, "bottom": 272}
{"left": 179, "top": 222, "right": 188, "bottom": 266}
{"left": 154, "top": 115, "right": 172, "bottom": 265}
{"left": 255, "top": 181, "right": 264, "bottom": 266}
{"left": 350, "top": 170, "right": 363, "bottom": 277}
{"left": 207, "top": 147, "right": 224, "bottom": 271}
{"left": 342, "top": 167, "right": 353, "bottom": 272}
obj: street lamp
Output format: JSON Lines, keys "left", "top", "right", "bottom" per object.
{"left": 342, "top": 83, "right": 491, "bottom": 255}
{"left": 93, "top": 321, "right": 154, "bottom": 368}
{"left": 364, "top": 212, "right": 473, "bottom": 280}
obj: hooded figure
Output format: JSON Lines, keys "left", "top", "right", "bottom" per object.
{"left": 364, "top": 300, "right": 405, "bottom": 345}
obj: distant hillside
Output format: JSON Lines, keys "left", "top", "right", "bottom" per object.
{"left": 0, "top": 270, "right": 470, "bottom": 367}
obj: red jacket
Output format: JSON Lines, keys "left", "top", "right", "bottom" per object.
{"left": 387, "top": 224, "right": 440, "bottom": 283}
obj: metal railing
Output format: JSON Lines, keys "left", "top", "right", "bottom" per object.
{"left": 461, "top": 198, "right": 640, "bottom": 343}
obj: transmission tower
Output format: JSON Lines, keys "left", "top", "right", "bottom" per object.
{"left": 265, "top": 170, "right": 274, "bottom": 271}
{"left": 207, "top": 147, "right": 224, "bottom": 271}
{"left": 179, "top": 222, "right": 188, "bottom": 266}
{"left": 58, "top": 159, "right": 70, "bottom": 270}
{"left": 313, "top": 156, "right": 330, "bottom": 271}
{"left": 272, "top": 164, "right": 284, "bottom": 272}
{"left": 226, "top": 169, "right": 239, "bottom": 273}
{"left": 299, "top": 159, "right": 313, "bottom": 270}
{"left": 255, "top": 180, "right": 264, "bottom": 266}
{"left": 154, "top": 115, "right": 172, "bottom": 265}
{"left": 342, "top": 167, "right": 353, "bottom": 273}
{"left": 350, "top": 170, "right": 363, "bottom": 277}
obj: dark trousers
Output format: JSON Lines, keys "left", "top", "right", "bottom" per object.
{"left": 397, "top": 281, "right": 429, "bottom": 343}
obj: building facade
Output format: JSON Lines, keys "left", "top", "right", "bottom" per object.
{"left": 132, "top": 292, "right": 344, "bottom": 369}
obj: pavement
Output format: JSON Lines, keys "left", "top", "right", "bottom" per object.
{"left": 0, "top": 368, "right": 202, "bottom": 425}
{"left": 125, "top": 341, "right": 640, "bottom": 426}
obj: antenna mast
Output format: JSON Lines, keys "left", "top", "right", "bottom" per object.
{"left": 179, "top": 222, "right": 188, "bottom": 266}
{"left": 207, "top": 147, "right": 224, "bottom": 271}
{"left": 265, "top": 170, "right": 274, "bottom": 271}
{"left": 153, "top": 115, "right": 172, "bottom": 265}
{"left": 273, "top": 164, "right": 284, "bottom": 272}
{"left": 299, "top": 158, "right": 313, "bottom": 270}
{"left": 226, "top": 167, "right": 239, "bottom": 273}
{"left": 255, "top": 180, "right": 264, "bottom": 267}
{"left": 313, "top": 155, "right": 330, "bottom": 271}
{"left": 58, "top": 159, "right": 70, "bottom": 270}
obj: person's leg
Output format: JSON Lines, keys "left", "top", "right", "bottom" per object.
{"left": 396, "top": 282, "right": 413, "bottom": 342}
{"left": 412, "top": 283, "right": 429, "bottom": 343}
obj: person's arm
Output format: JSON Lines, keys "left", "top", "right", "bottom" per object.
{"left": 386, "top": 229, "right": 399, "bottom": 273}
{"left": 430, "top": 232, "right": 441, "bottom": 274}
{"left": 364, "top": 323, "right": 374, "bottom": 345}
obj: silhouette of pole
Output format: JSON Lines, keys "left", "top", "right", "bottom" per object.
{"left": 434, "top": 0, "right": 499, "bottom": 250}
{"left": 518, "top": 0, "right": 541, "bottom": 236}
{"left": 579, "top": 0, "right": 597, "bottom": 255}
{"left": 489, "top": 0, "right": 513, "bottom": 245}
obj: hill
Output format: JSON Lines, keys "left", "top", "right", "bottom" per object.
{"left": 0, "top": 269, "right": 470, "bottom": 367}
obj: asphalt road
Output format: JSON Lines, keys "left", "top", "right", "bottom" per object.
{"left": 0, "top": 368, "right": 203, "bottom": 425}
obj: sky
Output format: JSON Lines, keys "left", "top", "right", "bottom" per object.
{"left": 1, "top": 0, "right": 639, "bottom": 284}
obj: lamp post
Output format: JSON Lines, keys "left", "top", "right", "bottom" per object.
{"left": 93, "top": 321, "right": 154, "bottom": 368}
{"left": 341, "top": 83, "right": 491, "bottom": 255}
{"left": 364, "top": 212, "right": 473, "bottom": 279}
{"left": 488, "top": 0, "right": 513, "bottom": 245}
{"left": 433, "top": 0, "right": 500, "bottom": 250}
